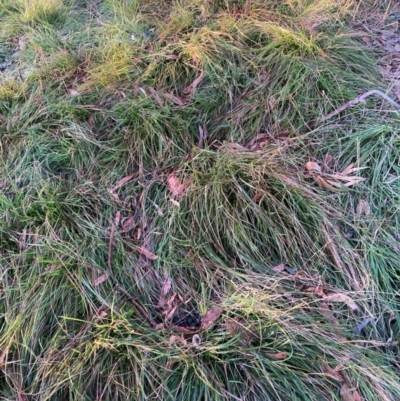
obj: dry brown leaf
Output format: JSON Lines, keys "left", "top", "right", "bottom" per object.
{"left": 268, "top": 97, "right": 277, "bottom": 109}
{"left": 192, "top": 334, "right": 201, "bottom": 347}
{"left": 252, "top": 191, "right": 262, "bottom": 203}
{"left": 92, "top": 272, "right": 109, "bottom": 286}
{"left": 266, "top": 352, "right": 287, "bottom": 360}
{"left": 323, "top": 228, "right": 346, "bottom": 270}
{"left": 319, "top": 301, "right": 339, "bottom": 325}
{"left": 161, "top": 278, "right": 172, "bottom": 297}
{"left": 356, "top": 199, "right": 370, "bottom": 216}
{"left": 323, "top": 154, "right": 334, "bottom": 169}
{"left": 248, "top": 133, "right": 271, "bottom": 150}
{"left": 183, "top": 71, "right": 205, "bottom": 95}
{"left": 134, "top": 228, "right": 142, "bottom": 240}
{"left": 341, "top": 384, "right": 357, "bottom": 401}
{"left": 167, "top": 175, "right": 186, "bottom": 198}
{"left": 111, "top": 173, "right": 137, "bottom": 191}
{"left": 166, "top": 306, "right": 178, "bottom": 321}
{"left": 272, "top": 263, "right": 286, "bottom": 272}
{"left": 340, "top": 164, "right": 366, "bottom": 176}
{"left": 330, "top": 174, "right": 365, "bottom": 183}
{"left": 164, "top": 293, "right": 177, "bottom": 314}
{"left": 323, "top": 293, "right": 358, "bottom": 311}
{"left": 121, "top": 216, "right": 136, "bottom": 232}
{"left": 138, "top": 246, "right": 158, "bottom": 260}
{"left": 164, "top": 92, "right": 185, "bottom": 106}
{"left": 157, "top": 278, "right": 172, "bottom": 307}
{"left": 306, "top": 285, "right": 325, "bottom": 296}
{"left": 148, "top": 86, "right": 164, "bottom": 109}
{"left": 322, "top": 364, "right": 344, "bottom": 381}
{"left": 361, "top": 36, "right": 370, "bottom": 44}
{"left": 323, "top": 178, "right": 345, "bottom": 187}
{"left": 174, "top": 325, "right": 197, "bottom": 333}
{"left": 201, "top": 307, "right": 223, "bottom": 330}
{"left": 168, "top": 335, "right": 180, "bottom": 347}
{"left": 109, "top": 172, "right": 137, "bottom": 200}
{"left": 305, "top": 161, "right": 322, "bottom": 173}
{"left": 316, "top": 177, "right": 340, "bottom": 191}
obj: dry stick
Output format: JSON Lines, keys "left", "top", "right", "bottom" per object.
{"left": 115, "top": 283, "right": 158, "bottom": 328}
{"left": 313, "top": 90, "right": 400, "bottom": 127}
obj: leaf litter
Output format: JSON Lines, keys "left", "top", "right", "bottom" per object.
{"left": 305, "top": 161, "right": 366, "bottom": 191}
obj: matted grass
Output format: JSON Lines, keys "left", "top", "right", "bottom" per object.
{"left": 0, "top": 0, "right": 399, "bottom": 400}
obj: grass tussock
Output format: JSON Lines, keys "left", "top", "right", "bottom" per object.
{"left": 0, "top": 0, "right": 399, "bottom": 400}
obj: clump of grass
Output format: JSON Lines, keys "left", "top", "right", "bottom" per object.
{"left": 12, "top": 0, "right": 68, "bottom": 25}
{"left": 0, "top": 0, "right": 399, "bottom": 400}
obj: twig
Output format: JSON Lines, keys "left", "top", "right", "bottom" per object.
{"left": 313, "top": 90, "right": 400, "bottom": 127}
{"left": 115, "top": 283, "right": 158, "bottom": 328}
{"left": 17, "top": 68, "right": 24, "bottom": 82}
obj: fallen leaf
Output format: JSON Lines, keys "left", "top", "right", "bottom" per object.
{"left": 316, "top": 176, "right": 340, "bottom": 191}
{"left": 167, "top": 175, "right": 186, "bottom": 198}
{"left": 166, "top": 306, "right": 178, "bottom": 321}
{"left": 305, "top": 161, "right": 322, "bottom": 173}
{"left": 306, "top": 285, "right": 325, "bottom": 296}
{"left": 109, "top": 173, "right": 137, "bottom": 200}
{"left": 148, "top": 86, "right": 164, "bottom": 109}
{"left": 322, "top": 364, "right": 344, "bottom": 382}
{"left": 134, "top": 228, "right": 142, "bottom": 240}
{"left": 168, "top": 335, "right": 180, "bottom": 347}
{"left": 318, "top": 301, "right": 339, "bottom": 326}
{"left": 252, "top": 191, "right": 263, "bottom": 203}
{"left": 121, "top": 215, "right": 136, "bottom": 232}
{"left": 362, "top": 36, "right": 370, "bottom": 44}
{"left": 164, "top": 92, "right": 185, "bottom": 106}
{"left": 192, "top": 334, "right": 201, "bottom": 347}
{"left": 175, "top": 325, "right": 196, "bottom": 333}
{"left": 340, "top": 164, "right": 366, "bottom": 176}
{"left": 165, "top": 293, "right": 177, "bottom": 313}
{"left": 198, "top": 124, "right": 207, "bottom": 148}
{"left": 201, "top": 307, "right": 223, "bottom": 330}
{"left": 248, "top": 133, "right": 271, "bottom": 150}
{"left": 92, "top": 272, "right": 109, "bottom": 286}
{"left": 341, "top": 384, "right": 356, "bottom": 401}
{"left": 266, "top": 352, "right": 287, "bottom": 360}
{"left": 272, "top": 263, "right": 286, "bottom": 272}
{"left": 323, "top": 293, "right": 358, "bottom": 311}
{"left": 114, "top": 173, "right": 137, "bottom": 189}
{"left": 356, "top": 199, "right": 370, "bottom": 216}
{"left": 138, "top": 246, "right": 158, "bottom": 260}
{"left": 183, "top": 71, "right": 205, "bottom": 95}
{"left": 323, "top": 154, "right": 334, "bottom": 169}
{"left": 323, "top": 228, "right": 346, "bottom": 270}
{"left": 268, "top": 97, "right": 277, "bottom": 109}
{"left": 157, "top": 278, "right": 172, "bottom": 307}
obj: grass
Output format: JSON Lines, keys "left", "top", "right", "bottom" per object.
{"left": 0, "top": 0, "right": 399, "bottom": 400}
